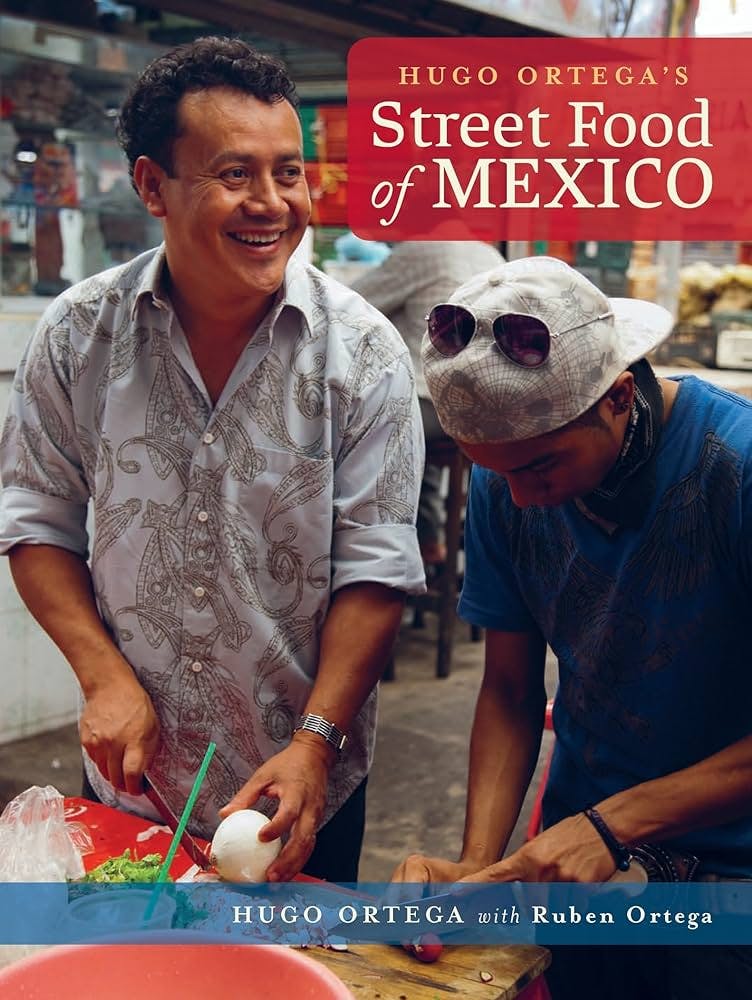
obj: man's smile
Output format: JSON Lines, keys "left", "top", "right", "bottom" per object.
{"left": 228, "top": 230, "right": 284, "bottom": 246}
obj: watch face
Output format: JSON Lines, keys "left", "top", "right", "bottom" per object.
{"left": 607, "top": 860, "right": 649, "bottom": 886}
{"left": 629, "top": 845, "right": 700, "bottom": 882}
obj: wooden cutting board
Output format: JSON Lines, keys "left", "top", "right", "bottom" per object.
{"left": 313, "top": 940, "right": 550, "bottom": 999}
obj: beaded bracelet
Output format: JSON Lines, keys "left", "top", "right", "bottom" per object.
{"left": 583, "top": 806, "right": 632, "bottom": 872}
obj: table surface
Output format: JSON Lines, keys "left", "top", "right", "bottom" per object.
{"left": 312, "top": 939, "right": 549, "bottom": 999}
{"left": 0, "top": 799, "right": 550, "bottom": 999}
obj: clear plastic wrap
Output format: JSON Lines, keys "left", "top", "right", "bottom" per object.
{"left": 0, "top": 785, "right": 93, "bottom": 881}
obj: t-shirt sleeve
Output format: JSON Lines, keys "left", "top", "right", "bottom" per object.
{"left": 458, "top": 464, "right": 537, "bottom": 632}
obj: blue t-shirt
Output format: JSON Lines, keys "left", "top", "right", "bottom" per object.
{"left": 459, "top": 376, "right": 752, "bottom": 874}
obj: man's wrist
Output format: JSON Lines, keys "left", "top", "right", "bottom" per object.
{"left": 294, "top": 713, "right": 348, "bottom": 754}
{"left": 290, "top": 729, "right": 339, "bottom": 768}
{"left": 583, "top": 806, "right": 632, "bottom": 871}
{"left": 75, "top": 653, "right": 139, "bottom": 700}
{"left": 459, "top": 844, "right": 498, "bottom": 870}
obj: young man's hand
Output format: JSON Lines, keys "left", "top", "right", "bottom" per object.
{"left": 459, "top": 813, "right": 617, "bottom": 884}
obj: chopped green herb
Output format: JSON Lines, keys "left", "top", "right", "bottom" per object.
{"left": 80, "top": 848, "right": 168, "bottom": 883}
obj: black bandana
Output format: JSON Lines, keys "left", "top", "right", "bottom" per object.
{"left": 578, "top": 360, "right": 664, "bottom": 531}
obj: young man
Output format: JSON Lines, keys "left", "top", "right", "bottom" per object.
{"left": 393, "top": 256, "right": 752, "bottom": 997}
{"left": 0, "top": 37, "right": 425, "bottom": 882}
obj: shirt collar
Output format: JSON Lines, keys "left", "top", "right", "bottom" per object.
{"left": 132, "top": 243, "right": 171, "bottom": 319}
{"left": 130, "top": 244, "right": 316, "bottom": 338}
{"left": 276, "top": 254, "right": 315, "bottom": 339}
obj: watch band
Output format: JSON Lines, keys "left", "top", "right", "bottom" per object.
{"left": 294, "top": 713, "right": 348, "bottom": 754}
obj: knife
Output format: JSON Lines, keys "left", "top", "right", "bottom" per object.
{"left": 142, "top": 772, "right": 214, "bottom": 870}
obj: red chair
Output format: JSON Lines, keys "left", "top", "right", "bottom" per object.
{"left": 519, "top": 976, "right": 553, "bottom": 1000}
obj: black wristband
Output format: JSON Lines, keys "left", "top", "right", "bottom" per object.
{"left": 583, "top": 807, "right": 632, "bottom": 872}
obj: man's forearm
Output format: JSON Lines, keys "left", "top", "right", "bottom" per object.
{"left": 8, "top": 543, "right": 139, "bottom": 694}
{"left": 460, "top": 678, "right": 546, "bottom": 869}
{"left": 218, "top": 581, "right": 405, "bottom": 874}
{"left": 599, "top": 734, "right": 752, "bottom": 847}
{"left": 298, "top": 580, "right": 405, "bottom": 736}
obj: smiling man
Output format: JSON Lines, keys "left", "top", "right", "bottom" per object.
{"left": 392, "top": 257, "right": 752, "bottom": 998}
{"left": 0, "top": 37, "right": 425, "bottom": 883}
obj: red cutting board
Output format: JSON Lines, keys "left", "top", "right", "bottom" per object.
{"left": 64, "top": 797, "right": 329, "bottom": 889}
{"left": 64, "top": 796, "right": 207, "bottom": 879}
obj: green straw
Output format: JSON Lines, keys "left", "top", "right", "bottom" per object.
{"left": 143, "top": 740, "right": 217, "bottom": 923}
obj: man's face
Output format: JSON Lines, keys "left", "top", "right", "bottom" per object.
{"left": 459, "top": 411, "right": 623, "bottom": 508}
{"left": 145, "top": 87, "right": 310, "bottom": 309}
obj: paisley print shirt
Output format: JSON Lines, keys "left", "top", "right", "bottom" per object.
{"left": 0, "top": 245, "right": 425, "bottom": 837}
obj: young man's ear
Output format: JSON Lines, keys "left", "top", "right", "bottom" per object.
{"left": 133, "top": 156, "right": 168, "bottom": 218}
{"left": 605, "top": 371, "right": 635, "bottom": 418}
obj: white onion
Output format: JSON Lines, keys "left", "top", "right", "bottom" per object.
{"left": 210, "top": 809, "right": 282, "bottom": 882}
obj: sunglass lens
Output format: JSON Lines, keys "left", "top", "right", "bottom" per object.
{"left": 427, "top": 305, "right": 475, "bottom": 357}
{"left": 493, "top": 315, "right": 550, "bottom": 368}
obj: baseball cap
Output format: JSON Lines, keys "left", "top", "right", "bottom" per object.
{"left": 421, "top": 256, "right": 673, "bottom": 443}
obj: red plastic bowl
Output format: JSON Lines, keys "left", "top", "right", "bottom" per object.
{"left": 0, "top": 937, "right": 354, "bottom": 999}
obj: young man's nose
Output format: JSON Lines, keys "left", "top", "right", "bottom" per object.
{"left": 505, "top": 474, "right": 542, "bottom": 508}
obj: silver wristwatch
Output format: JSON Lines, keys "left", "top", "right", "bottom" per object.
{"left": 294, "top": 713, "right": 348, "bottom": 754}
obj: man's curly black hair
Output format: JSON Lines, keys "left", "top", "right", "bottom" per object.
{"left": 117, "top": 36, "right": 298, "bottom": 185}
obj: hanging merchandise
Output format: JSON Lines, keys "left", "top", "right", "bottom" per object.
{"left": 305, "top": 162, "right": 348, "bottom": 226}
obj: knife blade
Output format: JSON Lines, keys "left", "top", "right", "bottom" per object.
{"left": 142, "top": 772, "right": 214, "bottom": 870}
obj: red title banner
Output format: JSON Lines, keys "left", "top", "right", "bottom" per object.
{"left": 347, "top": 38, "right": 752, "bottom": 241}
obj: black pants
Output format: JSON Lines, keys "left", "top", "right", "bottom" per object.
{"left": 303, "top": 778, "right": 367, "bottom": 883}
{"left": 546, "top": 944, "right": 752, "bottom": 1000}
{"left": 81, "top": 769, "right": 367, "bottom": 883}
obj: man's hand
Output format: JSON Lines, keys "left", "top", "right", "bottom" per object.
{"left": 218, "top": 732, "right": 334, "bottom": 881}
{"left": 459, "top": 813, "right": 617, "bottom": 884}
{"left": 79, "top": 676, "right": 160, "bottom": 796}
{"left": 390, "top": 853, "right": 484, "bottom": 886}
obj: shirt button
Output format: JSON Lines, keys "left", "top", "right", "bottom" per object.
{"left": 191, "top": 661, "right": 203, "bottom": 673}
{"left": 197, "top": 510, "right": 209, "bottom": 523}
{"left": 202, "top": 432, "right": 215, "bottom": 445}
{"left": 194, "top": 586, "right": 206, "bottom": 599}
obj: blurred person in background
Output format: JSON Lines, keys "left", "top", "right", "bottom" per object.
{"left": 0, "top": 36, "right": 425, "bottom": 882}
{"left": 352, "top": 240, "right": 503, "bottom": 566}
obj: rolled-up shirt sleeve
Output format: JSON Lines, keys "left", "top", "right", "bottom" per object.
{"left": 0, "top": 488, "right": 88, "bottom": 555}
{"left": 332, "top": 348, "right": 426, "bottom": 595}
{"left": 0, "top": 310, "right": 90, "bottom": 557}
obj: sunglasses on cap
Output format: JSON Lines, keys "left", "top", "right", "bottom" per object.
{"left": 426, "top": 304, "right": 614, "bottom": 368}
